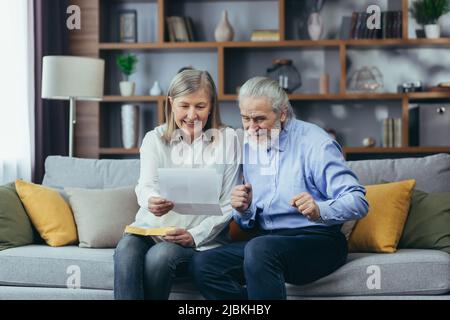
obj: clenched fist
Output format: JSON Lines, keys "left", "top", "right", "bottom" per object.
{"left": 148, "top": 197, "right": 174, "bottom": 217}
{"left": 231, "top": 183, "right": 252, "bottom": 213}
{"left": 290, "top": 192, "right": 321, "bottom": 221}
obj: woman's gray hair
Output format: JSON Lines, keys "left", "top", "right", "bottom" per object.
{"left": 238, "top": 76, "right": 294, "bottom": 120}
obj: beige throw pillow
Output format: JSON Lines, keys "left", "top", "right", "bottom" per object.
{"left": 65, "top": 186, "right": 139, "bottom": 248}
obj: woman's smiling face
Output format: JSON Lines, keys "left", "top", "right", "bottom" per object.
{"left": 170, "top": 88, "right": 212, "bottom": 141}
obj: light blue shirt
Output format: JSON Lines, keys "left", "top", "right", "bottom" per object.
{"left": 233, "top": 119, "right": 369, "bottom": 230}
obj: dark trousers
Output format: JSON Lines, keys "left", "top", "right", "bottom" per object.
{"left": 114, "top": 233, "right": 195, "bottom": 300}
{"left": 190, "top": 225, "right": 348, "bottom": 300}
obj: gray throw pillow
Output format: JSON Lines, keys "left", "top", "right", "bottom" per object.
{"left": 65, "top": 186, "right": 139, "bottom": 248}
{"left": 341, "top": 220, "right": 357, "bottom": 240}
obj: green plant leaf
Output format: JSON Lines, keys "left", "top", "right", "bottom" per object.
{"left": 116, "top": 54, "right": 138, "bottom": 78}
{"left": 411, "top": 0, "right": 450, "bottom": 25}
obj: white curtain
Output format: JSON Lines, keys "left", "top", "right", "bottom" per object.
{"left": 0, "top": 0, "right": 35, "bottom": 184}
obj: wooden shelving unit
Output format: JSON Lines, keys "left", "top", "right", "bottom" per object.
{"left": 69, "top": 0, "right": 450, "bottom": 159}
{"left": 98, "top": 38, "right": 450, "bottom": 50}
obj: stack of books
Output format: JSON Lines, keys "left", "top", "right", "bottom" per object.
{"left": 250, "top": 29, "right": 280, "bottom": 41}
{"left": 382, "top": 118, "right": 402, "bottom": 148}
{"left": 349, "top": 11, "right": 402, "bottom": 39}
{"left": 428, "top": 82, "right": 450, "bottom": 92}
{"left": 166, "top": 16, "right": 195, "bottom": 42}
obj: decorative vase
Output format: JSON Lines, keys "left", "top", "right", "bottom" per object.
{"left": 266, "top": 59, "right": 302, "bottom": 93}
{"left": 121, "top": 104, "right": 139, "bottom": 149}
{"left": 424, "top": 24, "right": 440, "bottom": 39}
{"left": 307, "top": 12, "right": 323, "bottom": 40}
{"left": 150, "top": 81, "right": 162, "bottom": 96}
{"left": 119, "top": 81, "right": 135, "bottom": 96}
{"left": 408, "top": 16, "right": 417, "bottom": 39}
{"left": 214, "top": 10, "right": 234, "bottom": 42}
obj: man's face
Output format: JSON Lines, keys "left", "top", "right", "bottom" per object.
{"left": 239, "top": 96, "right": 286, "bottom": 144}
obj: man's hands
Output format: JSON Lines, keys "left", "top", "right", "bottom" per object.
{"left": 148, "top": 197, "right": 174, "bottom": 217}
{"left": 164, "top": 228, "right": 195, "bottom": 247}
{"left": 231, "top": 183, "right": 252, "bottom": 213}
{"left": 290, "top": 192, "right": 321, "bottom": 221}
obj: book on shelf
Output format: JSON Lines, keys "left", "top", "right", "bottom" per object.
{"left": 382, "top": 117, "right": 402, "bottom": 147}
{"left": 349, "top": 10, "right": 402, "bottom": 39}
{"left": 250, "top": 29, "right": 280, "bottom": 41}
{"left": 166, "top": 16, "right": 195, "bottom": 42}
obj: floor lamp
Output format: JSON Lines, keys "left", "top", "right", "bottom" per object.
{"left": 41, "top": 56, "right": 105, "bottom": 157}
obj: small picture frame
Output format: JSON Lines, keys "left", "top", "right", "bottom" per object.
{"left": 118, "top": 10, "right": 137, "bottom": 43}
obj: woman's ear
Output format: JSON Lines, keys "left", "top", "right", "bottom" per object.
{"left": 168, "top": 96, "right": 173, "bottom": 106}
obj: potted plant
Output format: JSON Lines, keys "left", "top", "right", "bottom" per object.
{"left": 411, "top": 0, "right": 449, "bottom": 38}
{"left": 116, "top": 53, "right": 138, "bottom": 96}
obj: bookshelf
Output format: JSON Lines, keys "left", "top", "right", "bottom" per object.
{"left": 69, "top": 0, "right": 450, "bottom": 159}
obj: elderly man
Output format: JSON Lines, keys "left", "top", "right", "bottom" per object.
{"left": 190, "top": 77, "right": 369, "bottom": 300}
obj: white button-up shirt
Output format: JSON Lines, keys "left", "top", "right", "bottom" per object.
{"left": 131, "top": 124, "right": 240, "bottom": 250}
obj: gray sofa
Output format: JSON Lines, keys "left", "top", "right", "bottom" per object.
{"left": 1, "top": 154, "right": 450, "bottom": 300}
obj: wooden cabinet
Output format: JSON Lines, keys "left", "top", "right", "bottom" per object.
{"left": 69, "top": 0, "right": 450, "bottom": 159}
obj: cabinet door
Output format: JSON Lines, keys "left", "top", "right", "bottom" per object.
{"left": 419, "top": 104, "right": 450, "bottom": 146}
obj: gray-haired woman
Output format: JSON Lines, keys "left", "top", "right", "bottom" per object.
{"left": 114, "top": 70, "right": 240, "bottom": 300}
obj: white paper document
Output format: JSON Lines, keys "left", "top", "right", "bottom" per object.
{"left": 158, "top": 168, "right": 222, "bottom": 216}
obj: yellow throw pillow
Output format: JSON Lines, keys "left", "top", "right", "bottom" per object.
{"left": 15, "top": 179, "right": 78, "bottom": 246}
{"left": 348, "top": 179, "right": 416, "bottom": 253}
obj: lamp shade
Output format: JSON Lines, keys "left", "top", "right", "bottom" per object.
{"left": 42, "top": 56, "right": 105, "bottom": 100}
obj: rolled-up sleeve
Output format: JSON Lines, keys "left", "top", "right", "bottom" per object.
{"left": 311, "top": 140, "right": 369, "bottom": 225}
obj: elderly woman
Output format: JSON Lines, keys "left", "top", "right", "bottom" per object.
{"left": 114, "top": 70, "right": 240, "bottom": 300}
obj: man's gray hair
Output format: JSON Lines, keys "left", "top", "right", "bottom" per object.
{"left": 238, "top": 76, "right": 294, "bottom": 120}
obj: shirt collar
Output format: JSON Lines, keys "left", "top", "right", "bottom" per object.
{"left": 242, "top": 119, "right": 291, "bottom": 152}
{"left": 271, "top": 119, "right": 290, "bottom": 152}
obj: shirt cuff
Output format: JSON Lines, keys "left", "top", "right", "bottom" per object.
{"left": 316, "top": 200, "right": 335, "bottom": 225}
{"left": 233, "top": 208, "right": 255, "bottom": 229}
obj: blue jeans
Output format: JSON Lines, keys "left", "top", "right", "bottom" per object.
{"left": 190, "top": 225, "right": 348, "bottom": 300}
{"left": 114, "top": 233, "right": 195, "bottom": 300}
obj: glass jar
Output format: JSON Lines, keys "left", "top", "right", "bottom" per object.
{"left": 266, "top": 59, "right": 302, "bottom": 93}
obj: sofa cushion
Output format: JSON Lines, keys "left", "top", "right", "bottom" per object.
{"left": 42, "top": 154, "right": 450, "bottom": 194}
{"left": 1, "top": 246, "right": 448, "bottom": 296}
{"left": 15, "top": 180, "right": 78, "bottom": 247}
{"left": 399, "top": 189, "right": 450, "bottom": 253}
{"left": 348, "top": 180, "right": 416, "bottom": 253}
{"left": 287, "top": 249, "right": 450, "bottom": 296}
{"left": 0, "top": 245, "right": 114, "bottom": 290}
{"left": 65, "top": 187, "right": 138, "bottom": 248}
{"left": 347, "top": 153, "right": 450, "bottom": 193}
{"left": 0, "top": 183, "right": 34, "bottom": 251}
{"left": 42, "top": 156, "right": 140, "bottom": 189}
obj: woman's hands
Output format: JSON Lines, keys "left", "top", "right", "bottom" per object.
{"left": 148, "top": 197, "right": 174, "bottom": 216}
{"left": 164, "top": 228, "right": 195, "bottom": 247}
